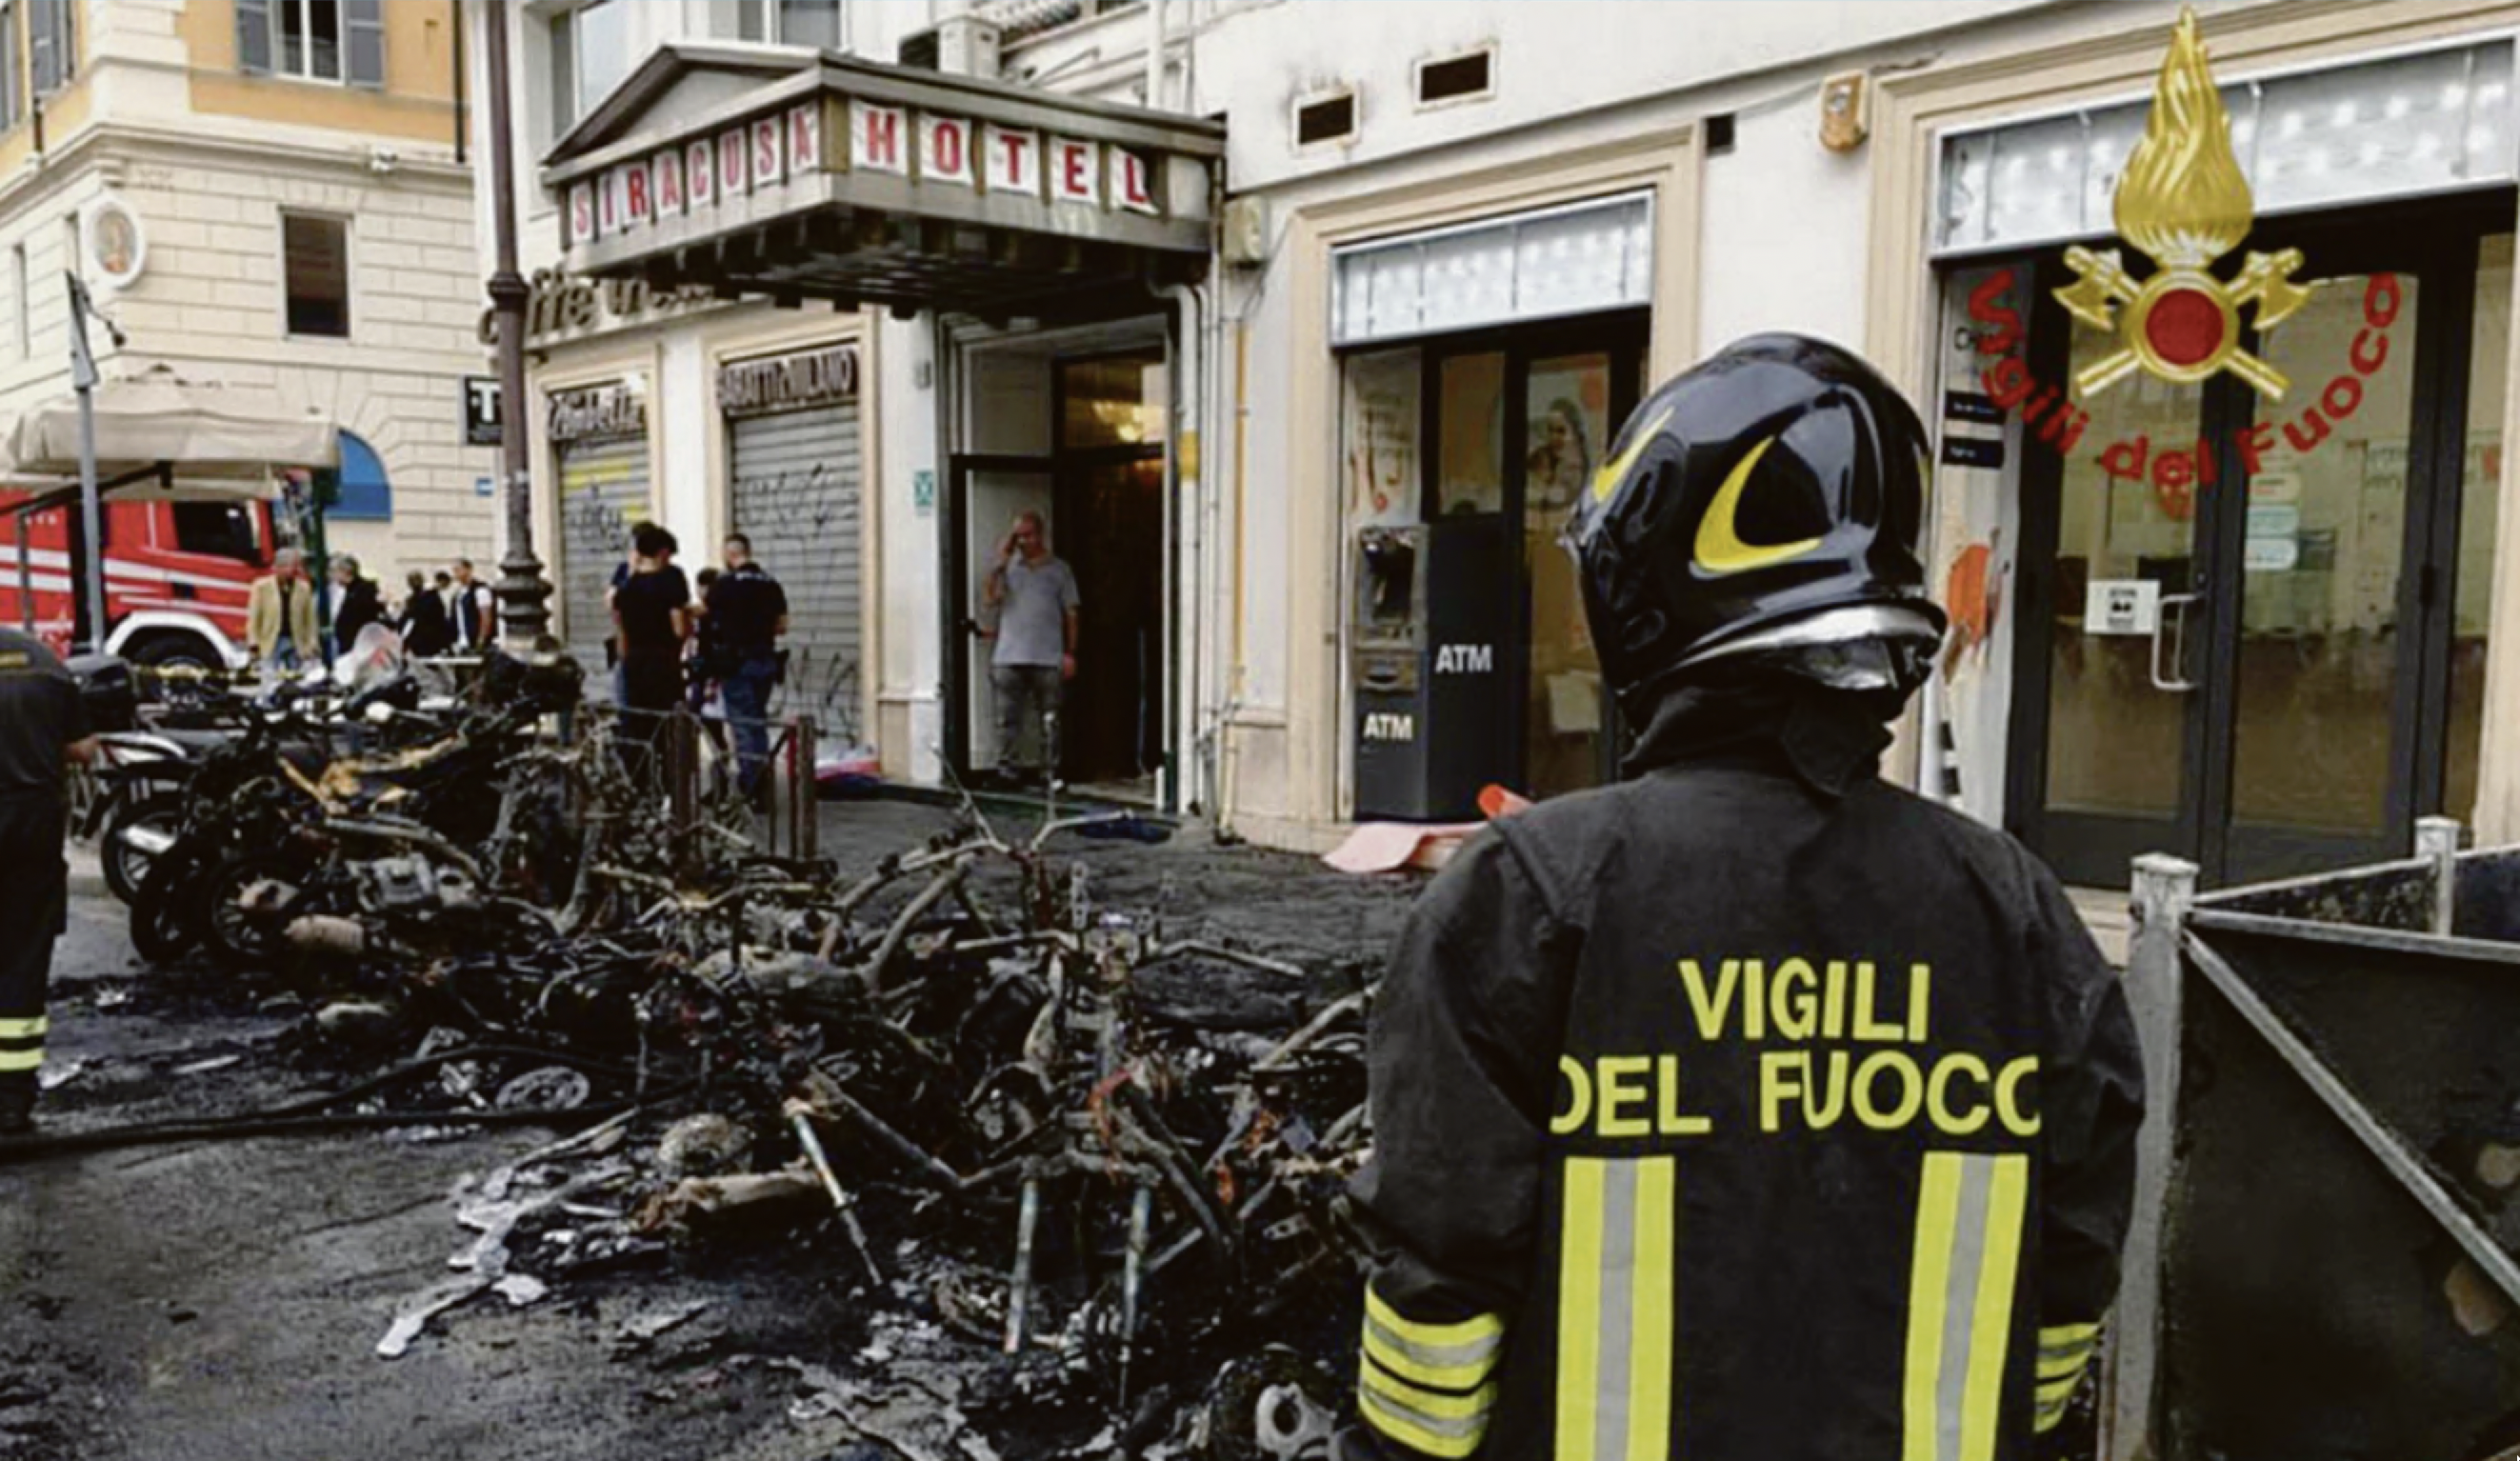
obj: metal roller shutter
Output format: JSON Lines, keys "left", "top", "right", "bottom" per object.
{"left": 556, "top": 432, "right": 650, "bottom": 659}
{"left": 729, "top": 398, "right": 862, "bottom": 736}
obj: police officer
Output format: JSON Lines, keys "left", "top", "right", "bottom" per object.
{"left": 0, "top": 627, "right": 98, "bottom": 1134}
{"left": 1340, "top": 335, "right": 2144, "bottom": 1461}
{"left": 706, "top": 533, "right": 790, "bottom": 799}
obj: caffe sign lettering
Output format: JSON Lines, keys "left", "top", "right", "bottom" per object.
{"left": 564, "top": 95, "right": 1165, "bottom": 250}
{"left": 549, "top": 384, "right": 647, "bottom": 446}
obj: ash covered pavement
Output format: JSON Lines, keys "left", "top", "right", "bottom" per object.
{"left": 0, "top": 800, "right": 1419, "bottom": 1461}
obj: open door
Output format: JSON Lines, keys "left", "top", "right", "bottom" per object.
{"left": 948, "top": 454, "right": 1054, "bottom": 777}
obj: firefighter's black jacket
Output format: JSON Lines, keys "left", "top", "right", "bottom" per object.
{"left": 1342, "top": 679, "right": 2145, "bottom": 1461}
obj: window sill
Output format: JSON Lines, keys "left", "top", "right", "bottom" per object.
{"left": 241, "top": 70, "right": 352, "bottom": 88}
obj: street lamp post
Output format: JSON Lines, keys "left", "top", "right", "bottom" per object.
{"left": 65, "top": 272, "right": 119, "bottom": 655}
{"left": 482, "top": 0, "right": 550, "bottom": 652}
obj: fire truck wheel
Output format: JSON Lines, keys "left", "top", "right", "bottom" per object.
{"left": 125, "top": 632, "right": 221, "bottom": 701}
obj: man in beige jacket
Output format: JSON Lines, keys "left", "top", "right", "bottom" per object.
{"left": 246, "top": 547, "right": 318, "bottom": 672}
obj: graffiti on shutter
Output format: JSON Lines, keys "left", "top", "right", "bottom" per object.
{"left": 729, "top": 399, "right": 862, "bottom": 737}
{"left": 557, "top": 435, "right": 651, "bottom": 661}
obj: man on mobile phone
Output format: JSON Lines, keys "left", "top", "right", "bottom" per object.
{"left": 979, "top": 510, "right": 1078, "bottom": 788}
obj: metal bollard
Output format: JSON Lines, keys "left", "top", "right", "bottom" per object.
{"left": 2416, "top": 815, "right": 2461, "bottom": 937}
{"left": 2108, "top": 851, "right": 2199, "bottom": 1461}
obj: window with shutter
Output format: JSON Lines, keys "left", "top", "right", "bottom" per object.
{"left": 27, "top": 0, "right": 57, "bottom": 96}
{"left": 235, "top": 0, "right": 272, "bottom": 74}
{"left": 0, "top": 3, "right": 21, "bottom": 127}
{"left": 345, "top": 0, "right": 383, "bottom": 88}
{"left": 242, "top": 2, "right": 377, "bottom": 86}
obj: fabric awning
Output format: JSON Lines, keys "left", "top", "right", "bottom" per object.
{"left": 2, "top": 366, "right": 338, "bottom": 481}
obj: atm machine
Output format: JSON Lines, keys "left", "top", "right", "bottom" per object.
{"left": 1350, "top": 516, "right": 1513, "bottom": 821}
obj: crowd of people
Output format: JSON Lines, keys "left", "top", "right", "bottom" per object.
{"left": 244, "top": 550, "right": 502, "bottom": 671}
{"left": 239, "top": 534, "right": 793, "bottom": 799}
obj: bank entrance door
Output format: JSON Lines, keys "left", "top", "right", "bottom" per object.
{"left": 2007, "top": 209, "right": 2507, "bottom": 886}
{"left": 1340, "top": 312, "right": 1650, "bottom": 806}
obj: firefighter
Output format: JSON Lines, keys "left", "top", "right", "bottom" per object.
{"left": 0, "top": 625, "right": 97, "bottom": 1135}
{"left": 1339, "top": 335, "right": 2144, "bottom": 1461}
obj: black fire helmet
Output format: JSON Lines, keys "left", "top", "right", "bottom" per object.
{"left": 1564, "top": 333, "right": 1949, "bottom": 713}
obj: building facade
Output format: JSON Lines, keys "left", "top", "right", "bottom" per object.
{"left": 0, "top": 0, "right": 490, "bottom": 664}
{"left": 481, "top": 0, "right": 2520, "bottom": 887}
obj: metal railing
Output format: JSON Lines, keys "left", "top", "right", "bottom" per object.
{"left": 605, "top": 700, "right": 819, "bottom": 868}
{"left": 2110, "top": 819, "right": 2520, "bottom": 1461}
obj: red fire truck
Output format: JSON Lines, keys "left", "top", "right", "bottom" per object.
{"left": 0, "top": 491, "right": 273, "bottom": 670}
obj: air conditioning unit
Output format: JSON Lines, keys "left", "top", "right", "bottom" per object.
{"left": 900, "top": 17, "right": 1001, "bottom": 76}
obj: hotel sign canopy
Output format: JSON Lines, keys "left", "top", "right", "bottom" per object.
{"left": 542, "top": 43, "right": 1224, "bottom": 317}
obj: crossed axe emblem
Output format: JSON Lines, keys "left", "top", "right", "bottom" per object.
{"left": 2053, "top": 244, "right": 2315, "bottom": 400}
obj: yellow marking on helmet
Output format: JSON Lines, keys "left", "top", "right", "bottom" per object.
{"left": 1692, "top": 435, "right": 1824, "bottom": 575}
{"left": 1590, "top": 407, "right": 1672, "bottom": 506}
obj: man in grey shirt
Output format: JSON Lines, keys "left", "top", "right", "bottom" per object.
{"left": 981, "top": 511, "right": 1079, "bottom": 787}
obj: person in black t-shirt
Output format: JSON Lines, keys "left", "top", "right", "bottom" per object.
{"left": 612, "top": 523, "right": 690, "bottom": 790}
{"left": 706, "top": 534, "right": 790, "bottom": 797}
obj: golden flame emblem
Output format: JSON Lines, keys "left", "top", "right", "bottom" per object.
{"left": 2053, "top": 7, "right": 2311, "bottom": 398}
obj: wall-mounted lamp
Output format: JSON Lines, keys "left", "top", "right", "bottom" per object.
{"left": 1821, "top": 71, "right": 1870, "bottom": 153}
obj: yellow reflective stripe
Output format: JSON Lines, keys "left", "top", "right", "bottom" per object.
{"left": 2036, "top": 1373, "right": 2081, "bottom": 1406}
{"left": 1359, "top": 1359, "right": 1496, "bottom": 1422}
{"left": 0, "top": 1015, "right": 46, "bottom": 1039}
{"left": 1361, "top": 1320, "right": 1498, "bottom": 1391}
{"left": 1626, "top": 1156, "right": 1676, "bottom": 1461}
{"left": 1902, "top": 1153, "right": 1964, "bottom": 1461}
{"left": 1956, "top": 1155, "right": 2028, "bottom": 1461}
{"left": 1903, "top": 1153, "right": 2029, "bottom": 1461}
{"left": 0, "top": 1048, "right": 41, "bottom": 1072}
{"left": 2038, "top": 1322, "right": 2101, "bottom": 1349}
{"left": 1360, "top": 1383, "right": 1485, "bottom": 1459}
{"left": 2033, "top": 1395, "right": 2073, "bottom": 1434}
{"left": 2037, "top": 1351, "right": 2092, "bottom": 1381}
{"left": 1554, "top": 1157, "right": 1676, "bottom": 1461}
{"left": 1556, "top": 1156, "right": 1607, "bottom": 1461}
{"left": 1367, "top": 1285, "right": 1504, "bottom": 1351}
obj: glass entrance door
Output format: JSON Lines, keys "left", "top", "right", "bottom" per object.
{"left": 2010, "top": 210, "right": 2504, "bottom": 886}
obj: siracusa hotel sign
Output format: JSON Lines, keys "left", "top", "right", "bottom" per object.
{"left": 565, "top": 94, "right": 1170, "bottom": 250}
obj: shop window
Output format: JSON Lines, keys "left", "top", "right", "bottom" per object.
{"left": 330, "top": 430, "right": 391, "bottom": 522}
{"left": 282, "top": 212, "right": 350, "bottom": 338}
{"left": 1935, "top": 37, "right": 2517, "bottom": 257}
{"left": 549, "top": 0, "right": 630, "bottom": 135}
{"left": 1343, "top": 348, "right": 1421, "bottom": 527}
{"left": 27, "top": 0, "right": 70, "bottom": 96}
{"left": 1060, "top": 353, "right": 1166, "bottom": 449}
{"left": 1435, "top": 352, "right": 1505, "bottom": 516}
{"left": 1415, "top": 48, "right": 1493, "bottom": 109}
{"left": 235, "top": 0, "right": 385, "bottom": 88}
{"left": 171, "top": 503, "right": 259, "bottom": 564}
{"left": 1331, "top": 191, "right": 1654, "bottom": 347}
